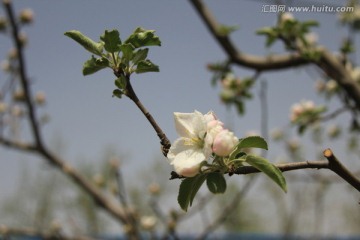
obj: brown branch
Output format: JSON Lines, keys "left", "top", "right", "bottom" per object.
{"left": 0, "top": 137, "right": 37, "bottom": 152}
{"left": 190, "top": 0, "right": 360, "bottom": 110}
{"left": 317, "top": 49, "right": 360, "bottom": 109}
{"left": 3, "top": 0, "right": 43, "bottom": 148}
{"left": 114, "top": 73, "right": 171, "bottom": 157}
{"left": 233, "top": 160, "right": 330, "bottom": 175}
{"left": 170, "top": 151, "right": 360, "bottom": 192}
{"left": 189, "top": 0, "right": 309, "bottom": 71}
{"left": 169, "top": 160, "right": 329, "bottom": 180}
{"left": 3, "top": 2, "right": 139, "bottom": 238}
{"left": 323, "top": 148, "right": 360, "bottom": 192}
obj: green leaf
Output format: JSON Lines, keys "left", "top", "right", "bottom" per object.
{"left": 112, "top": 89, "right": 123, "bottom": 98}
{"left": 246, "top": 155, "right": 287, "bottom": 192}
{"left": 238, "top": 136, "right": 268, "bottom": 150}
{"left": 230, "top": 136, "right": 268, "bottom": 160}
{"left": 177, "top": 174, "right": 207, "bottom": 211}
{"left": 135, "top": 59, "right": 159, "bottom": 74}
{"left": 125, "top": 27, "right": 161, "bottom": 48}
{"left": 217, "top": 24, "right": 239, "bottom": 36}
{"left": 206, "top": 172, "right": 227, "bottom": 194}
{"left": 120, "top": 43, "right": 135, "bottom": 63}
{"left": 100, "top": 29, "right": 122, "bottom": 53}
{"left": 132, "top": 48, "right": 149, "bottom": 65}
{"left": 256, "top": 27, "right": 279, "bottom": 47}
{"left": 64, "top": 30, "right": 103, "bottom": 56}
{"left": 301, "top": 20, "right": 319, "bottom": 29}
{"left": 82, "top": 56, "right": 108, "bottom": 76}
{"left": 115, "top": 75, "right": 127, "bottom": 89}
{"left": 256, "top": 27, "right": 275, "bottom": 36}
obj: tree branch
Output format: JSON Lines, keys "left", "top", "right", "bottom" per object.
{"left": 0, "top": 137, "right": 37, "bottom": 152}
{"left": 323, "top": 148, "right": 360, "bottom": 192}
{"left": 114, "top": 73, "right": 171, "bottom": 157}
{"left": 170, "top": 149, "right": 360, "bottom": 193}
{"left": 189, "top": 0, "right": 309, "bottom": 71}
{"left": 317, "top": 49, "right": 360, "bottom": 109}
{"left": 0, "top": 225, "right": 95, "bottom": 240}
{"left": 3, "top": 0, "right": 43, "bottom": 148}
{"left": 3, "top": 2, "right": 140, "bottom": 237}
{"left": 189, "top": 0, "right": 360, "bottom": 110}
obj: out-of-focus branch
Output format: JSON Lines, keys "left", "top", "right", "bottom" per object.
{"left": 0, "top": 225, "right": 95, "bottom": 240}
{"left": 0, "top": 137, "right": 37, "bottom": 152}
{"left": 3, "top": 1, "right": 139, "bottom": 237}
{"left": 189, "top": 0, "right": 309, "bottom": 71}
{"left": 317, "top": 49, "right": 360, "bottom": 109}
{"left": 196, "top": 175, "right": 255, "bottom": 240}
{"left": 189, "top": 0, "right": 360, "bottom": 110}
{"left": 3, "top": 0, "right": 43, "bottom": 148}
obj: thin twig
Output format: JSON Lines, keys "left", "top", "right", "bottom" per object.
{"left": 115, "top": 73, "right": 171, "bottom": 156}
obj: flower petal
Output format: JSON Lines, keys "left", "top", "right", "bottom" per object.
{"left": 171, "top": 148, "right": 206, "bottom": 177}
{"left": 174, "top": 111, "right": 206, "bottom": 138}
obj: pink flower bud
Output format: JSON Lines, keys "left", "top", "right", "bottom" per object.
{"left": 212, "top": 129, "right": 238, "bottom": 157}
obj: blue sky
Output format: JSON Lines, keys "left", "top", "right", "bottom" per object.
{"left": 0, "top": 0, "right": 358, "bottom": 234}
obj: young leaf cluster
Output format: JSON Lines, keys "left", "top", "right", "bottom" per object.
{"left": 257, "top": 17, "right": 320, "bottom": 60}
{"left": 177, "top": 136, "right": 287, "bottom": 211}
{"left": 64, "top": 27, "right": 161, "bottom": 98}
{"left": 207, "top": 62, "right": 255, "bottom": 115}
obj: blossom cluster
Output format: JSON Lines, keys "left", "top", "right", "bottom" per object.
{"left": 167, "top": 110, "right": 238, "bottom": 177}
{"left": 289, "top": 100, "right": 325, "bottom": 126}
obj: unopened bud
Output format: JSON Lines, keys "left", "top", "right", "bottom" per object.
{"left": 35, "top": 91, "right": 46, "bottom": 105}
{"left": 0, "top": 60, "right": 10, "bottom": 72}
{"left": 92, "top": 173, "right": 105, "bottom": 187}
{"left": 18, "top": 32, "right": 28, "bottom": 46}
{"left": 140, "top": 216, "right": 157, "bottom": 231}
{"left": 19, "top": 8, "right": 34, "bottom": 24}
{"left": 212, "top": 129, "right": 238, "bottom": 157}
{"left": 0, "top": 102, "right": 7, "bottom": 113}
{"left": 148, "top": 183, "right": 160, "bottom": 195}
{"left": 50, "top": 219, "right": 62, "bottom": 233}
{"left": 13, "top": 89, "right": 25, "bottom": 102}
{"left": 0, "top": 16, "right": 7, "bottom": 31}
{"left": 287, "top": 139, "right": 300, "bottom": 152}
{"left": 11, "top": 105, "right": 23, "bottom": 117}
{"left": 271, "top": 128, "right": 284, "bottom": 141}
{"left": 109, "top": 157, "right": 120, "bottom": 169}
{"left": 280, "top": 12, "right": 295, "bottom": 24}
{"left": 8, "top": 48, "right": 18, "bottom": 59}
{"left": 327, "top": 124, "right": 341, "bottom": 138}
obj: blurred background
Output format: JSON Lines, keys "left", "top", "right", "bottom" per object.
{"left": 0, "top": 0, "right": 359, "bottom": 238}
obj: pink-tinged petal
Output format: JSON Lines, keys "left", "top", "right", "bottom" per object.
{"left": 212, "top": 129, "right": 239, "bottom": 157}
